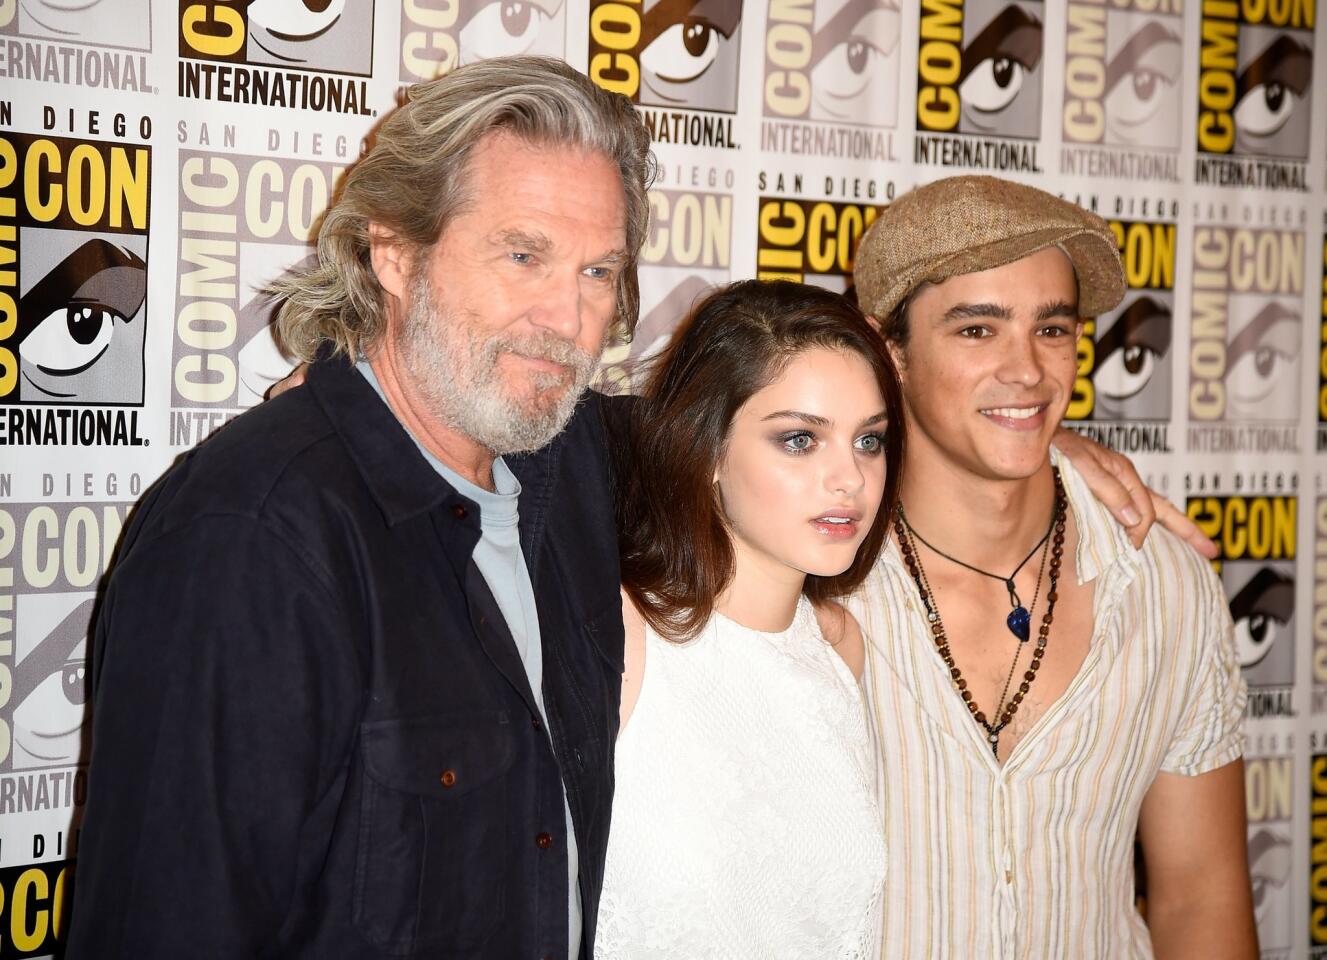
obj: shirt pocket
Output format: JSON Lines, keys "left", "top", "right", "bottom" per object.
{"left": 353, "top": 711, "right": 515, "bottom": 954}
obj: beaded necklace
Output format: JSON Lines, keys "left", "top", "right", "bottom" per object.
{"left": 893, "top": 468, "right": 1068, "bottom": 757}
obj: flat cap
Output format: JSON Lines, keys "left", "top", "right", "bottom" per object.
{"left": 854, "top": 175, "right": 1126, "bottom": 321}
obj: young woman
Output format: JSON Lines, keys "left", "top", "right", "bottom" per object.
{"left": 595, "top": 280, "right": 904, "bottom": 959}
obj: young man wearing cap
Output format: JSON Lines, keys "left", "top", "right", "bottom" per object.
{"left": 849, "top": 175, "right": 1256, "bottom": 958}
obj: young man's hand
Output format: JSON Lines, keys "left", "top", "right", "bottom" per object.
{"left": 1054, "top": 428, "right": 1218, "bottom": 559}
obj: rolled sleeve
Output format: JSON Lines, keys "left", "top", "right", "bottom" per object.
{"left": 1160, "top": 571, "right": 1247, "bottom": 777}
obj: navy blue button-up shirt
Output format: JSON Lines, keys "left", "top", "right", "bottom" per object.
{"left": 66, "top": 353, "right": 625, "bottom": 959}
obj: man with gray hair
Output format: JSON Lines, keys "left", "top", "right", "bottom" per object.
{"left": 67, "top": 57, "right": 651, "bottom": 959}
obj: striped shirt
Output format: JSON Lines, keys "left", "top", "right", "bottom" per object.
{"left": 846, "top": 453, "right": 1246, "bottom": 959}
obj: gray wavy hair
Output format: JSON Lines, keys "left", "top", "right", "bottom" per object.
{"left": 273, "top": 56, "right": 654, "bottom": 362}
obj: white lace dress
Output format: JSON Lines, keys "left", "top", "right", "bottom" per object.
{"left": 595, "top": 597, "right": 884, "bottom": 959}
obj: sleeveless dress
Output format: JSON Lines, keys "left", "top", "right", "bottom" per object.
{"left": 595, "top": 597, "right": 885, "bottom": 959}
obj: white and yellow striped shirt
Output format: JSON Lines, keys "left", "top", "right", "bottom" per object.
{"left": 847, "top": 454, "right": 1246, "bottom": 959}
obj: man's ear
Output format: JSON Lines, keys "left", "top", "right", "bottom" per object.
{"left": 1075, "top": 318, "right": 1085, "bottom": 340}
{"left": 369, "top": 222, "right": 410, "bottom": 303}
{"left": 865, "top": 313, "right": 883, "bottom": 333}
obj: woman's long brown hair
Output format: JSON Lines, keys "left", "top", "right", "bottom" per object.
{"left": 614, "top": 279, "right": 905, "bottom": 642}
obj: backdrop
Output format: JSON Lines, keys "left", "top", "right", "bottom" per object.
{"left": 0, "top": 0, "right": 1323, "bottom": 956}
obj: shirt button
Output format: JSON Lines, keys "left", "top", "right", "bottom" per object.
{"left": 440, "top": 769, "right": 457, "bottom": 788}
{"left": 535, "top": 832, "right": 553, "bottom": 850}
{"left": 451, "top": 503, "right": 467, "bottom": 520}
{"left": 531, "top": 716, "right": 542, "bottom": 731}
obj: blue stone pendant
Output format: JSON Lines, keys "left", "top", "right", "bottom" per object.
{"left": 1007, "top": 606, "right": 1031, "bottom": 642}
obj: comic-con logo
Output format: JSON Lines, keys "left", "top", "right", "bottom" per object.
{"left": 1195, "top": 0, "right": 1313, "bottom": 190}
{"left": 0, "top": 0, "right": 152, "bottom": 91}
{"left": 1246, "top": 754, "right": 1293, "bottom": 954}
{"left": 1187, "top": 492, "right": 1296, "bottom": 714}
{"left": 170, "top": 150, "right": 341, "bottom": 445}
{"left": 915, "top": 0, "right": 1043, "bottom": 137}
{"left": 178, "top": 0, "right": 374, "bottom": 114}
{"left": 590, "top": 0, "right": 741, "bottom": 109}
{"left": 0, "top": 860, "right": 75, "bottom": 956}
{"left": 1058, "top": 0, "right": 1183, "bottom": 182}
{"left": 0, "top": 502, "right": 119, "bottom": 954}
{"left": 1189, "top": 226, "right": 1303, "bottom": 427}
{"left": 400, "top": 0, "right": 568, "bottom": 83}
{"left": 1063, "top": 1, "right": 1182, "bottom": 149}
{"left": 762, "top": 0, "right": 901, "bottom": 126}
{"left": 755, "top": 193, "right": 882, "bottom": 293}
{"left": 2, "top": 0, "right": 149, "bottom": 47}
{"left": 0, "top": 134, "right": 150, "bottom": 448}
{"left": 597, "top": 183, "right": 733, "bottom": 393}
{"left": 1068, "top": 217, "right": 1175, "bottom": 427}
{"left": 588, "top": 0, "right": 742, "bottom": 149}
{"left": 0, "top": 502, "right": 126, "bottom": 774}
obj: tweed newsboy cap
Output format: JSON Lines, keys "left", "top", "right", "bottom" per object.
{"left": 854, "top": 175, "right": 1127, "bottom": 321}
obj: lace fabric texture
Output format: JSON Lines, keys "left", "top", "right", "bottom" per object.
{"left": 596, "top": 597, "right": 884, "bottom": 959}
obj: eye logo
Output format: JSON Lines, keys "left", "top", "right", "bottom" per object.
{"left": 1233, "top": 33, "right": 1312, "bottom": 155}
{"left": 1230, "top": 565, "right": 1294, "bottom": 671}
{"left": 916, "top": 0, "right": 1044, "bottom": 138}
{"left": 1189, "top": 226, "right": 1304, "bottom": 426}
{"left": 1225, "top": 300, "right": 1300, "bottom": 422}
{"left": 1068, "top": 218, "right": 1175, "bottom": 430}
{"left": 808, "top": 0, "right": 901, "bottom": 123}
{"left": 1094, "top": 295, "right": 1172, "bottom": 419}
{"left": 17, "top": 239, "right": 147, "bottom": 405}
{"left": 764, "top": 0, "right": 901, "bottom": 125}
{"left": 179, "top": 0, "right": 374, "bottom": 75}
{"left": 1064, "top": 6, "right": 1182, "bottom": 149}
{"left": 11, "top": 597, "right": 94, "bottom": 770}
{"left": 401, "top": 0, "right": 567, "bottom": 82}
{"left": 1196, "top": 1, "right": 1314, "bottom": 161}
{"left": 458, "top": 0, "right": 565, "bottom": 65}
{"left": 590, "top": 0, "right": 742, "bottom": 112}
{"left": 639, "top": 0, "right": 740, "bottom": 106}
{"left": 1247, "top": 826, "right": 1292, "bottom": 949}
{"left": 11, "top": 0, "right": 151, "bottom": 49}
{"left": 1187, "top": 492, "right": 1299, "bottom": 694}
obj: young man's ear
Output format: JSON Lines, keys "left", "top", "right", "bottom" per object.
{"left": 368, "top": 222, "right": 410, "bottom": 303}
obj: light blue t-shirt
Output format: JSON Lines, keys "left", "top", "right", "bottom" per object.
{"left": 358, "top": 361, "right": 581, "bottom": 958}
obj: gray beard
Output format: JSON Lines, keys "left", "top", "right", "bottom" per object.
{"left": 399, "top": 273, "right": 599, "bottom": 455}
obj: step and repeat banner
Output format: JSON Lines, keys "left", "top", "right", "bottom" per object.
{"left": 0, "top": 0, "right": 1325, "bottom": 956}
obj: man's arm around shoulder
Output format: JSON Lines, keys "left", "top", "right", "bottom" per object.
{"left": 66, "top": 513, "right": 363, "bottom": 958}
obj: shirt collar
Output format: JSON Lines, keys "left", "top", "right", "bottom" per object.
{"left": 878, "top": 448, "right": 1137, "bottom": 587}
{"left": 1050, "top": 446, "right": 1139, "bottom": 586}
{"left": 303, "top": 350, "right": 473, "bottom": 525}
{"left": 354, "top": 358, "right": 523, "bottom": 526}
